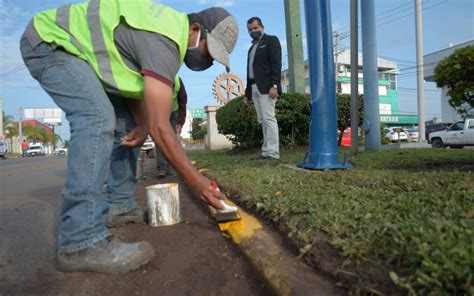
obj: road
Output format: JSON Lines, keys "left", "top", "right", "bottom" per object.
{"left": 0, "top": 156, "right": 268, "bottom": 295}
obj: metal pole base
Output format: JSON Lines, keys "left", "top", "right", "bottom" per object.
{"left": 297, "top": 152, "right": 352, "bottom": 170}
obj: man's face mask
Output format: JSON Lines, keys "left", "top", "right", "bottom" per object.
{"left": 250, "top": 31, "right": 262, "bottom": 40}
{"left": 185, "top": 29, "right": 213, "bottom": 71}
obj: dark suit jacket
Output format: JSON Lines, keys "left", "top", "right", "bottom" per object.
{"left": 245, "top": 34, "right": 282, "bottom": 100}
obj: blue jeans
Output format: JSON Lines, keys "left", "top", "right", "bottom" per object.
{"left": 20, "top": 36, "right": 139, "bottom": 253}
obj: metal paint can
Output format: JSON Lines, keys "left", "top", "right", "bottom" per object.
{"left": 146, "top": 183, "right": 181, "bottom": 226}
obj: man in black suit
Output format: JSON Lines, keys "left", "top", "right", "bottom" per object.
{"left": 244, "top": 17, "right": 282, "bottom": 160}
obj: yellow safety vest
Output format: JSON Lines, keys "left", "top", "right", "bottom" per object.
{"left": 34, "top": 0, "right": 189, "bottom": 99}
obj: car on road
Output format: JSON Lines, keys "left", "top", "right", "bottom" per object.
{"left": 425, "top": 122, "right": 451, "bottom": 141}
{"left": 0, "top": 140, "right": 8, "bottom": 159}
{"left": 384, "top": 127, "right": 408, "bottom": 142}
{"left": 53, "top": 148, "right": 68, "bottom": 155}
{"left": 141, "top": 136, "right": 155, "bottom": 157}
{"left": 27, "top": 144, "right": 46, "bottom": 157}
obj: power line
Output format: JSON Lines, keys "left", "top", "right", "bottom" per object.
{"left": 337, "top": 0, "right": 448, "bottom": 41}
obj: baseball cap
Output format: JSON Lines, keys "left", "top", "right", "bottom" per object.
{"left": 196, "top": 7, "right": 239, "bottom": 72}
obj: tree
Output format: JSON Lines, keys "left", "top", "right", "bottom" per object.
{"left": 191, "top": 118, "right": 207, "bottom": 140}
{"left": 2, "top": 112, "right": 17, "bottom": 149}
{"left": 336, "top": 94, "right": 364, "bottom": 146}
{"left": 434, "top": 45, "right": 474, "bottom": 115}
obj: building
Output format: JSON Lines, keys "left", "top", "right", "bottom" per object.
{"left": 281, "top": 50, "right": 419, "bottom": 127}
{"left": 423, "top": 39, "right": 474, "bottom": 123}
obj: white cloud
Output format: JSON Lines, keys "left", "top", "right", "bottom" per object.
{"left": 198, "top": 0, "right": 235, "bottom": 8}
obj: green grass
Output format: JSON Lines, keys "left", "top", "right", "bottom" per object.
{"left": 188, "top": 148, "right": 474, "bottom": 295}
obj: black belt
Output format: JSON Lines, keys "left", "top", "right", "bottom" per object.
{"left": 248, "top": 79, "right": 256, "bottom": 84}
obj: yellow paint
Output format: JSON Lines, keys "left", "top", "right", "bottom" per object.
{"left": 217, "top": 200, "right": 262, "bottom": 244}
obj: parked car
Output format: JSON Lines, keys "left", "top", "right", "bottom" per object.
{"left": 27, "top": 144, "right": 46, "bottom": 157}
{"left": 429, "top": 118, "right": 474, "bottom": 148}
{"left": 425, "top": 122, "right": 451, "bottom": 141}
{"left": 53, "top": 148, "right": 68, "bottom": 155}
{"left": 0, "top": 140, "right": 8, "bottom": 159}
{"left": 405, "top": 128, "right": 419, "bottom": 142}
{"left": 384, "top": 127, "right": 408, "bottom": 142}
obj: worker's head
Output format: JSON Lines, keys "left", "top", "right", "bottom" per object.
{"left": 247, "top": 17, "right": 264, "bottom": 40}
{"left": 186, "top": 7, "right": 238, "bottom": 72}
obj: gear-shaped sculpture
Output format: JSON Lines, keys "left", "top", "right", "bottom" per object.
{"left": 212, "top": 73, "right": 245, "bottom": 105}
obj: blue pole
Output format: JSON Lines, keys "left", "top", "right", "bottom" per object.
{"left": 361, "top": 0, "right": 381, "bottom": 151}
{"left": 298, "top": 0, "right": 351, "bottom": 170}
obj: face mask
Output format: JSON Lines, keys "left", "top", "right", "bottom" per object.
{"left": 185, "top": 29, "right": 213, "bottom": 71}
{"left": 250, "top": 31, "right": 262, "bottom": 40}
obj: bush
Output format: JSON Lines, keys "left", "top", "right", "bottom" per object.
{"left": 215, "top": 97, "right": 262, "bottom": 148}
{"left": 216, "top": 93, "right": 311, "bottom": 148}
{"left": 216, "top": 93, "right": 367, "bottom": 148}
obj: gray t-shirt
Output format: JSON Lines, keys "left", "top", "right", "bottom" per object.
{"left": 24, "top": 20, "right": 180, "bottom": 89}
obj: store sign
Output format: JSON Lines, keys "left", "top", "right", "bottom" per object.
{"left": 381, "top": 115, "right": 399, "bottom": 123}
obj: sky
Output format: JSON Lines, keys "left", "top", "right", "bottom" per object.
{"left": 0, "top": 0, "right": 473, "bottom": 140}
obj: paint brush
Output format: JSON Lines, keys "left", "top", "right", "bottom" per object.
{"left": 209, "top": 181, "right": 241, "bottom": 223}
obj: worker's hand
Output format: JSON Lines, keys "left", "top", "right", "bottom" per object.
{"left": 243, "top": 96, "right": 250, "bottom": 107}
{"left": 121, "top": 125, "right": 148, "bottom": 148}
{"left": 175, "top": 124, "right": 183, "bottom": 134}
{"left": 193, "top": 176, "right": 225, "bottom": 210}
{"left": 268, "top": 87, "right": 278, "bottom": 99}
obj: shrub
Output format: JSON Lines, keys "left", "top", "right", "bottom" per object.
{"left": 216, "top": 93, "right": 311, "bottom": 147}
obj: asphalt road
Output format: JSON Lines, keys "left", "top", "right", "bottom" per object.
{"left": 0, "top": 156, "right": 268, "bottom": 295}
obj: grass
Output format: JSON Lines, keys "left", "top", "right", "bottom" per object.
{"left": 188, "top": 148, "right": 474, "bottom": 295}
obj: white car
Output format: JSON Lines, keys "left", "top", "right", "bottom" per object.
{"left": 140, "top": 137, "right": 155, "bottom": 157}
{"left": 384, "top": 127, "right": 408, "bottom": 142}
{"left": 27, "top": 144, "right": 46, "bottom": 157}
{"left": 405, "top": 128, "right": 419, "bottom": 142}
{"left": 0, "top": 140, "right": 8, "bottom": 159}
{"left": 429, "top": 118, "right": 474, "bottom": 148}
{"left": 53, "top": 148, "right": 68, "bottom": 155}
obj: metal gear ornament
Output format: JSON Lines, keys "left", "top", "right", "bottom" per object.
{"left": 212, "top": 73, "right": 245, "bottom": 105}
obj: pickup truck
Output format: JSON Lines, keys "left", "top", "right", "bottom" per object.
{"left": 429, "top": 118, "right": 474, "bottom": 148}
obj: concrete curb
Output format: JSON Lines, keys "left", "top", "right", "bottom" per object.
{"left": 200, "top": 175, "right": 343, "bottom": 295}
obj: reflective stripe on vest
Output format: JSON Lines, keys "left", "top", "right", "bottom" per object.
{"left": 33, "top": 0, "right": 189, "bottom": 99}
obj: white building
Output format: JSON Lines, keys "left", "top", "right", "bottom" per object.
{"left": 423, "top": 39, "right": 474, "bottom": 122}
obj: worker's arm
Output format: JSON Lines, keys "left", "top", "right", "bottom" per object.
{"left": 142, "top": 76, "right": 224, "bottom": 209}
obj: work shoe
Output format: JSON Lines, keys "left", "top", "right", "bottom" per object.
{"left": 58, "top": 236, "right": 154, "bottom": 273}
{"left": 106, "top": 207, "right": 145, "bottom": 228}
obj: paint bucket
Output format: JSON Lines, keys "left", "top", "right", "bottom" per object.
{"left": 146, "top": 183, "right": 181, "bottom": 226}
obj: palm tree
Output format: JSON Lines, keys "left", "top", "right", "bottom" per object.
{"left": 2, "top": 112, "right": 17, "bottom": 150}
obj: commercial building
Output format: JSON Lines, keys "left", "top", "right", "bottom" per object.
{"left": 281, "top": 50, "right": 419, "bottom": 127}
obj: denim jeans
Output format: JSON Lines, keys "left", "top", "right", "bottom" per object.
{"left": 154, "top": 111, "right": 178, "bottom": 174}
{"left": 20, "top": 36, "right": 139, "bottom": 253}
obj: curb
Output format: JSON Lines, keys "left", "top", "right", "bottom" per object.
{"left": 199, "top": 173, "right": 343, "bottom": 295}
